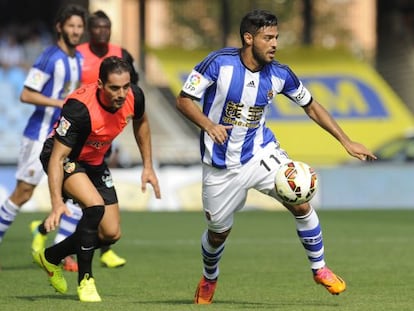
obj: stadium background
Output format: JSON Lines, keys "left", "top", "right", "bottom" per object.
{"left": 1, "top": 0, "right": 414, "bottom": 210}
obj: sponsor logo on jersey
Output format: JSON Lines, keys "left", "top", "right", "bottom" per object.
{"left": 246, "top": 80, "right": 255, "bottom": 87}
{"left": 222, "top": 101, "right": 263, "bottom": 128}
{"left": 86, "top": 140, "right": 110, "bottom": 149}
{"left": 102, "top": 170, "right": 114, "bottom": 188}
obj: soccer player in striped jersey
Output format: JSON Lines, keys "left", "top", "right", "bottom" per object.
{"left": 176, "top": 9, "right": 377, "bottom": 304}
{"left": 0, "top": 4, "right": 86, "bottom": 268}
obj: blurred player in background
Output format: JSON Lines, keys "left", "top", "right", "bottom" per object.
{"left": 30, "top": 9, "right": 138, "bottom": 271}
{"left": 176, "top": 9, "right": 377, "bottom": 304}
{"left": 0, "top": 4, "right": 86, "bottom": 267}
{"left": 77, "top": 10, "right": 139, "bottom": 85}
{"left": 32, "top": 56, "right": 160, "bottom": 302}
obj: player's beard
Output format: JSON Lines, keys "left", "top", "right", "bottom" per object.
{"left": 252, "top": 45, "right": 273, "bottom": 67}
{"left": 61, "top": 30, "right": 81, "bottom": 49}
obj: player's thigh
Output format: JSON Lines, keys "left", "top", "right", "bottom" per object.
{"left": 64, "top": 172, "right": 104, "bottom": 207}
{"left": 99, "top": 203, "right": 121, "bottom": 239}
{"left": 251, "top": 142, "right": 291, "bottom": 200}
{"left": 202, "top": 164, "right": 247, "bottom": 232}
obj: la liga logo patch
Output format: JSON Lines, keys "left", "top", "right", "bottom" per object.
{"left": 56, "top": 116, "right": 71, "bottom": 136}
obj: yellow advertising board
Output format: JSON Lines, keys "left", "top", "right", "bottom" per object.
{"left": 267, "top": 61, "right": 414, "bottom": 165}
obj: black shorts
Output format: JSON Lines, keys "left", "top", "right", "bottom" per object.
{"left": 40, "top": 138, "right": 118, "bottom": 205}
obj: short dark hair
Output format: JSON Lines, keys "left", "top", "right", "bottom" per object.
{"left": 99, "top": 56, "right": 132, "bottom": 83}
{"left": 88, "top": 10, "right": 111, "bottom": 29}
{"left": 239, "top": 10, "right": 278, "bottom": 44}
{"left": 55, "top": 4, "right": 87, "bottom": 32}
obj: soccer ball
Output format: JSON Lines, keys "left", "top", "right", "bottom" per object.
{"left": 274, "top": 161, "right": 318, "bottom": 205}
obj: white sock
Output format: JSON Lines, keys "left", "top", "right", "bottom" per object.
{"left": 54, "top": 200, "right": 83, "bottom": 244}
{"left": 0, "top": 199, "right": 20, "bottom": 243}
{"left": 295, "top": 207, "right": 326, "bottom": 271}
{"left": 201, "top": 230, "right": 224, "bottom": 280}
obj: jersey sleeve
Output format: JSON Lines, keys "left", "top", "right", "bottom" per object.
{"left": 131, "top": 84, "right": 145, "bottom": 120}
{"left": 23, "top": 51, "right": 55, "bottom": 92}
{"left": 180, "top": 53, "right": 218, "bottom": 100}
{"left": 280, "top": 66, "right": 312, "bottom": 107}
{"left": 180, "top": 69, "right": 214, "bottom": 101}
{"left": 54, "top": 98, "right": 91, "bottom": 148}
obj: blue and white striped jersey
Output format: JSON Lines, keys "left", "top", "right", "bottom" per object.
{"left": 181, "top": 47, "right": 312, "bottom": 169}
{"left": 22, "top": 45, "right": 82, "bottom": 141}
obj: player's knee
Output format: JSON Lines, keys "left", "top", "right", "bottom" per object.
{"left": 208, "top": 229, "right": 230, "bottom": 247}
{"left": 285, "top": 202, "right": 311, "bottom": 217}
{"left": 99, "top": 227, "right": 121, "bottom": 243}
{"left": 10, "top": 182, "right": 35, "bottom": 205}
{"left": 79, "top": 205, "right": 105, "bottom": 231}
{"left": 100, "top": 236, "right": 120, "bottom": 246}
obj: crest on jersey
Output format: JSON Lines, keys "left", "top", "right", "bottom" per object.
{"left": 267, "top": 90, "right": 274, "bottom": 101}
{"left": 56, "top": 116, "right": 71, "bottom": 136}
{"left": 125, "top": 114, "right": 134, "bottom": 124}
{"left": 63, "top": 161, "right": 76, "bottom": 174}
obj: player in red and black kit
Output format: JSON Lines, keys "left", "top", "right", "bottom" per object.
{"left": 33, "top": 56, "right": 161, "bottom": 302}
{"left": 31, "top": 9, "right": 136, "bottom": 271}
{"left": 77, "top": 10, "right": 139, "bottom": 85}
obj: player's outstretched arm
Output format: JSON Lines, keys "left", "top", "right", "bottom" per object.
{"left": 303, "top": 99, "right": 377, "bottom": 161}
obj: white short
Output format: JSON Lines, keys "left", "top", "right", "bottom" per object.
{"left": 15, "top": 137, "right": 45, "bottom": 185}
{"left": 202, "top": 141, "right": 291, "bottom": 232}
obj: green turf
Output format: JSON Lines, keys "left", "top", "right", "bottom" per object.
{"left": 0, "top": 210, "right": 413, "bottom": 310}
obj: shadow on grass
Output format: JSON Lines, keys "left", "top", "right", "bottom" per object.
{"left": 1, "top": 263, "right": 37, "bottom": 271}
{"left": 136, "top": 299, "right": 341, "bottom": 309}
{"left": 15, "top": 294, "right": 78, "bottom": 301}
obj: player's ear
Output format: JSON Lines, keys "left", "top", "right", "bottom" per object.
{"left": 97, "top": 79, "right": 103, "bottom": 89}
{"left": 243, "top": 32, "right": 253, "bottom": 46}
{"left": 56, "top": 22, "right": 62, "bottom": 34}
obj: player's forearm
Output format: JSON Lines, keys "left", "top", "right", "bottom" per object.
{"left": 305, "top": 100, "right": 351, "bottom": 146}
{"left": 133, "top": 114, "right": 154, "bottom": 169}
{"left": 20, "top": 87, "right": 64, "bottom": 108}
{"left": 176, "top": 95, "right": 214, "bottom": 132}
{"left": 47, "top": 157, "right": 65, "bottom": 209}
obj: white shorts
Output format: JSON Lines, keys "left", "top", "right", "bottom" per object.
{"left": 202, "top": 141, "right": 291, "bottom": 232}
{"left": 15, "top": 137, "right": 45, "bottom": 185}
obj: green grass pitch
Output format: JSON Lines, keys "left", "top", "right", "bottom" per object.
{"left": 0, "top": 210, "right": 413, "bottom": 311}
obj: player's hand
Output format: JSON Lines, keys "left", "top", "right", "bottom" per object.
{"left": 345, "top": 141, "right": 377, "bottom": 161}
{"left": 206, "top": 124, "right": 233, "bottom": 145}
{"left": 44, "top": 202, "right": 71, "bottom": 232}
{"left": 141, "top": 167, "right": 161, "bottom": 199}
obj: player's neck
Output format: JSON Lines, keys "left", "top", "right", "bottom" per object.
{"left": 240, "top": 48, "right": 263, "bottom": 72}
{"left": 89, "top": 43, "right": 109, "bottom": 58}
{"left": 57, "top": 40, "right": 77, "bottom": 57}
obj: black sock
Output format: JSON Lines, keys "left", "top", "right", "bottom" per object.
{"left": 44, "top": 233, "right": 79, "bottom": 265}
{"left": 100, "top": 245, "right": 110, "bottom": 255}
{"left": 76, "top": 205, "right": 105, "bottom": 284}
{"left": 38, "top": 220, "right": 48, "bottom": 235}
